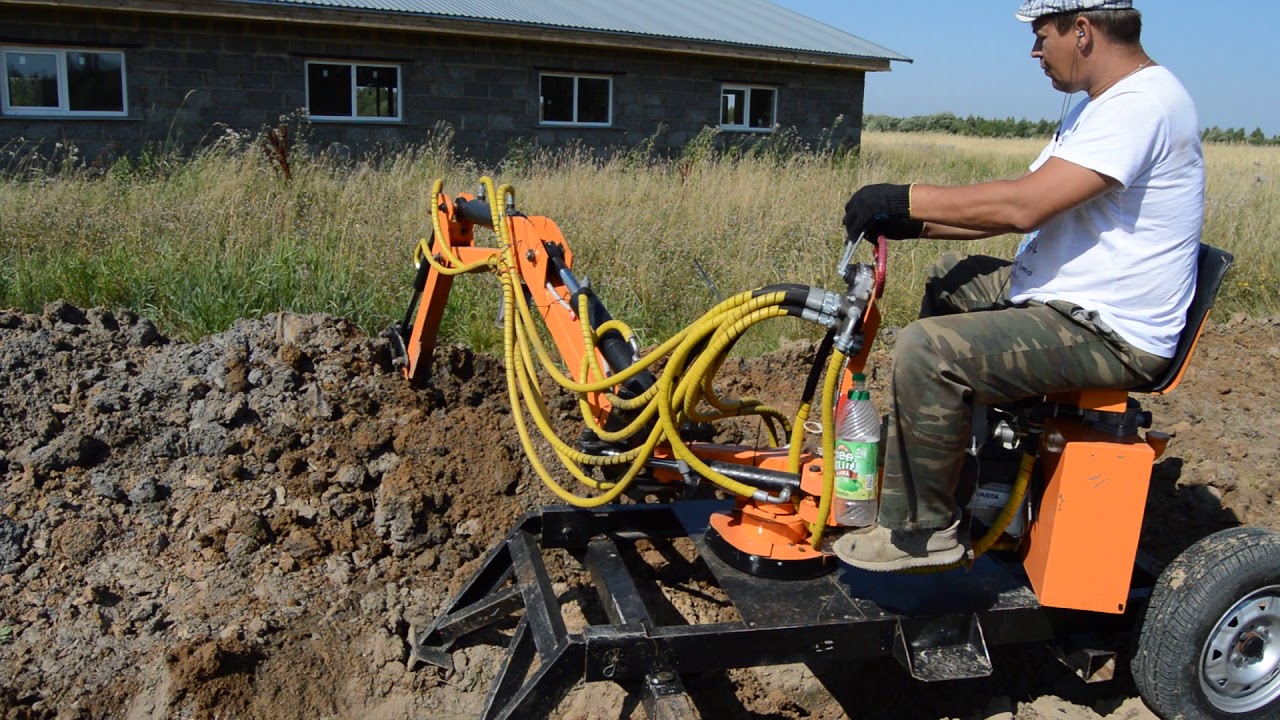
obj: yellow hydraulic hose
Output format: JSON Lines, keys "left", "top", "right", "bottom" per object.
{"left": 424, "top": 176, "right": 854, "bottom": 513}
{"left": 787, "top": 398, "right": 814, "bottom": 475}
{"left": 413, "top": 178, "right": 499, "bottom": 277}
{"left": 513, "top": 321, "right": 646, "bottom": 467}
{"left": 901, "top": 443, "right": 1036, "bottom": 574}
{"left": 970, "top": 446, "right": 1035, "bottom": 558}
{"left": 678, "top": 300, "right": 791, "bottom": 426}
{"left": 488, "top": 181, "right": 652, "bottom": 505}
{"left": 512, "top": 268, "right": 690, "bottom": 394}
{"left": 411, "top": 177, "right": 1036, "bottom": 567}
{"left": 808, "top": 348, "right": 847, "bottom": 549}
{"left": 485, "top": 179, "right": 667, "bottom": 505}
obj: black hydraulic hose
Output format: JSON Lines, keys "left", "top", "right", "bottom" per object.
{"left": 802, "top": 330, "right": 838, "bottom": 410}
{"left": 751, "top": 283, "right": 813, "bottom": 300}
{"left": 676, "top": 290, "right": 841, "bottom": 405}
{"left": 644, "top": 456, "right": 801, "bottom": 493}
{"left": 704, "top": 459, "right": 801, "bottom": 492}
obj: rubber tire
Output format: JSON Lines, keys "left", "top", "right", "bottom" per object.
{"left": 1133, "top": 526, "right": 1280, "bottom": 719}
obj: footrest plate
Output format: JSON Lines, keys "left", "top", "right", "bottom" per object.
{"left": 892, "top": 614, "right": 993, "bottom": 682}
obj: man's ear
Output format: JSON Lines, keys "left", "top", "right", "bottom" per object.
{"left": 1075, "top": 18, "right": 1091, "bottom": 47}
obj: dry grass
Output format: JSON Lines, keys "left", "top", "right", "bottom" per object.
{"left": 1, "top": 128, "right": 1275, "bottom": 352}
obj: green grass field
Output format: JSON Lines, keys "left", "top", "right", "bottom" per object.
{"left": 1, "top": 128, "right": 1275, "bottom": 356}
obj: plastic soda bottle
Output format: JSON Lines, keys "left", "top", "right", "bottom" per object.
{"left": 833, "top": 390, "right": 880, "bottom": 527}
{"left": 833, "top": 373, "right": 866, "bottom": 421}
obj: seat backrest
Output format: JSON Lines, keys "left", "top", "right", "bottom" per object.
{"left": 1130, "top": 243, "right": 1234, "bottom": 395}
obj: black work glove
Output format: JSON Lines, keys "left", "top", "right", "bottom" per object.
{"left": 842, "top": 183, "right": 924, "bottom": 241}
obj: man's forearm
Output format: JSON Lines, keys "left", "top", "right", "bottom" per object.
{"left": 911, "top": 182, "right": 1041, "bottom": 235}
{"left": 920, "top": 221, "right": 1002, "bottom": 241}
{"left": 909, "top": 158, "right": 1118, "bottom": 234}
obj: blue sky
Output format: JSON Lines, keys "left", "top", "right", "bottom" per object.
{"left": 771, "top": 0, "right": 1279, "bottom": 136}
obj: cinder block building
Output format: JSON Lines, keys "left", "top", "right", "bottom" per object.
{"left": 0, "top": 0, "right": 908, "bottom": 162}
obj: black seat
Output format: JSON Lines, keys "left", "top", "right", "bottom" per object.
{"left": 1130, "top": 243, "right": 1234, "bottom": 394}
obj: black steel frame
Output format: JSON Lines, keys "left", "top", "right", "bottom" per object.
{"left": 410, "top": 500, "right": 1153, "bottom": 719}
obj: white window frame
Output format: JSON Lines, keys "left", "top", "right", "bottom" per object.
{"left": 305, "top": 59, "right": 402, "bottom": 123}
{"left": 538, "top": 72, "right": 612, "bottom": 128}
{"left": 1, "top": 46, "right": 128, "bottom": 117}
{"left": 719, "top": 83, "right": 777, "bottom": 133}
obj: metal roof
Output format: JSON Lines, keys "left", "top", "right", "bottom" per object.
{"left": 231, "top": 0, "right": 911, "bottom": 63}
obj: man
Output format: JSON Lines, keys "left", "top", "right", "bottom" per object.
{"left": 834, "top": 0, "right": 1205, "bottom": 571}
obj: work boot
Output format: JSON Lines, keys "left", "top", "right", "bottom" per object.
{"left": 832, "top": 516, "right": 965, "bottom": 572}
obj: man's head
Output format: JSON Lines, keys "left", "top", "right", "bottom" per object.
{"left": 1018, "top": 0, "right": 1143, "bottom": 44}
{"left": 1022, "top": 0, "right": 1145, "bottom": 93}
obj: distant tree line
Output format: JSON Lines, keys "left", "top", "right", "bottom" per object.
{"left": 865, "top": 113, "right": 1280, "bottom": 145}
{"left": 1199, "top": 126, "right": 1279, "bottom": 145}
{"left": 864, "top": 113, "right": 1057, "bottom": 139}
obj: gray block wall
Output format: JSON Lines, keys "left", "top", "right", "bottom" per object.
{"left": 0, "top": 5, "right": 867, "bottom": 164}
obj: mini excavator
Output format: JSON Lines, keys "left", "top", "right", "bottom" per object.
{"left": 385, "top": 178, "right": 1276, "bottom": 720}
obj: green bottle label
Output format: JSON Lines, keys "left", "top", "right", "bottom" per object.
{"left": 834, "top": 439, "right": 878, "bottom": 501}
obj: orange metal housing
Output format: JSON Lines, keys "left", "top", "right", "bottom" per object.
{"left": 707, "top": 502, "right": 825, "bottom": 562}
{"left": 1047, "top": 389, "right": 1129, "bottom": 413}
{"left": 403, "top": 192, "right": 617, "bottom": 423}
{"left": 1021, "top": 420, "right": 1155, "bottom": 614}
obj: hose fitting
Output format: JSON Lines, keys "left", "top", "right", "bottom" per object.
{"left": 834, "top": 264, "right": 875, "bottom": 355}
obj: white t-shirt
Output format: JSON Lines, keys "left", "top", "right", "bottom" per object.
{"left": 1009, "top": 65, "right": 1205, "bottom": 358}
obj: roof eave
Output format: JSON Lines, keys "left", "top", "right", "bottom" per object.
{"left": 6, "top": 0, "right": 900, "bottom": 71}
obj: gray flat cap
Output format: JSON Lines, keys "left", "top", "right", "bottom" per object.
{"left": 1015, "top": 0, "right": 1133, "bottom": 22}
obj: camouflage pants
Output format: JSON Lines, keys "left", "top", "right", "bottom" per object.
{"left": 879, "top": 252, "right": 1171, "bottom": 531}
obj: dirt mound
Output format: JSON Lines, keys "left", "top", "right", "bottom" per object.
{"left": 0, "top": 302, "right": 1277, "bottom": 719}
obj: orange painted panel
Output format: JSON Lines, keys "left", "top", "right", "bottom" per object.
{"left": 708, "top": 505, "right": 825, "bottom": 561}
{"left": 1045, "top": 389, "right": 1129, "bottom": 413}
{"left": 1022, "top": 424, "right": 1154, "bottom": 614}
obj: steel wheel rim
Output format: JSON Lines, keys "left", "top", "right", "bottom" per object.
{"left": 1200, "top": 585, "right": 1280, "bottom": 713}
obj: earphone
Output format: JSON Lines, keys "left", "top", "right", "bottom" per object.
{"left": 1078, "top": 30, "right": 1086, "bottom": 38}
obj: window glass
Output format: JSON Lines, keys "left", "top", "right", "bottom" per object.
{"left": 355, "top": 65, "right": 397, "bottom": 118}
{"left": 67, "top": 51, "right": 124, "bottom": 112}
{"left": 720, "top": 84, "right": 777, "bottom": 132}
{"left": 6, "top": 51, "right": 58, "bottom": 108}
{"left": 540, "top": 75, "right": 574, "bottom": 123}
{"left": 577, "top": 77, "right": 609, "bottom": 124}
{"left": 721, "top": 88, "right": 745, "bottom": 127}
{"left": 749, "top": 88, "right": 775, "bottom": 129}
{"left": 308, "top": 63, "right": 352, "bottom": 117}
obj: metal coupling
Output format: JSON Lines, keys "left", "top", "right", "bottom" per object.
{"left": 832, "top": 308, "right": 862, "bottom": 356}
{"left": 1043, "top": 428, "right": 1067, "bottom": 454}
{"left": 992, "top": 420, "right": 1019, "bottom": 448}
{"left": 817, "top": 289, "right": 843, "bottom": 318}
{"left": 753, "top": 486, "right": 793, "bottom": 505}
{"left": 801, "top": 307, "right": 840, "bottom": 329}
{"left": 675, "top": 460, "right": 697, "bottom": 487}
{"left": 834, "top": 264, "right": 875, "bottom": 355}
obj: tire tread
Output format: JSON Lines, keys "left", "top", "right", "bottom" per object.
{"left": 1134, "top": 526, "right": 1280, "bottom": 720}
